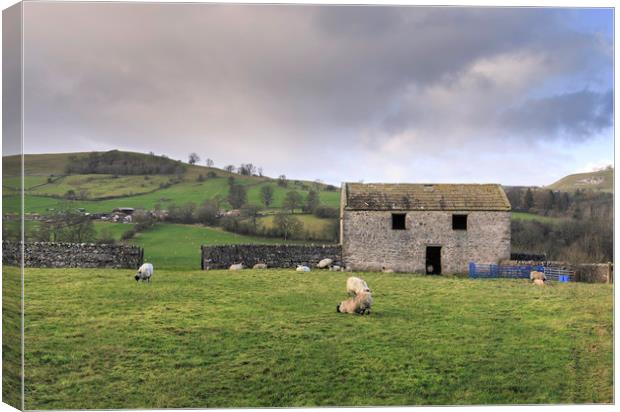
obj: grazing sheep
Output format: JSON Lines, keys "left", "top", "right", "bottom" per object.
{"left": 229, "top": 263, "right": 244, "bottom": 271}
{"left": 135, "top": 263, "right": 154, "bottom": 283}
{"left": 533, "top": 278, "right": 545, "bottom": 286}
{"left": 530, "top": 270, "right": 546, "bottom": 281}
{"left": 346, "top": 276, "right": 370, "bottom": 296}
{"left": 337, "top": 291, "right": 372, "bottom": 315}
{"left": 381, "top": 266, "right": 395, "bottom": 273}
{"left": 296, "top": 265, "right": 310, "bottom": 272}
{"left": 253, "top": 263, "right": 268, "bottom": 269}
{"left": 317, "top": 258, "right": 333, "bottom": 269}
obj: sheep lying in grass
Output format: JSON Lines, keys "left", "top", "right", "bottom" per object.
{"left": 346, "top": 276, "right": 370, "bottom": 296}
{"left": 253, "top": 263, "right": 268, "bottom": 269}
{"left": 329, "top": 265, "right": 342, "bottom": 271}
{"left": 135, "top": 263, "right": 154, "bottom": 283}
{"left": 381, "top": 266, "right": 394, "bottom": 273}
{"left": 229, "top": 263, "right": 244, "bottom": 271}
{"left": 337, "top": 291, "right": 372, "bottom": 315}
{"left": 530, "top": 270, "right": 546, "bottom": 281}
{"left": 296, "top": 265, "right": 310, "bottom": 272}
{"left": 317, "top": 258, "right": 333, "bottom": 269}
{"left": 533, "top": 278, "right": 545, "bottom": 286}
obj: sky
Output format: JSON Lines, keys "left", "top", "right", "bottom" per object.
{"left": 3, "top": 2, "right": 615, "bottom": 186}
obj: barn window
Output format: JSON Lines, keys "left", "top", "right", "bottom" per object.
{"left": 452, "top": 214, "right": 467, "bottom": 230}
{"left": 392, "top": 213, "right": 406, "bottom": 230}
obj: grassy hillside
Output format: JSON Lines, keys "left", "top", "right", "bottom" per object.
{"left": 3, "top": 152, "right": 93, "bottom": 176}
{"left": 13, "top": 266, "right": 612, "bottom": 408}
{"left": 547, "top": 168, "right": 613, "bottom": 193}
{"left": 3, "top": 151, "right": 341, "bottom": 214}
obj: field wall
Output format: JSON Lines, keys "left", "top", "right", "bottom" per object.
{"left": 201, "top": 244, "right": 342, "bottom": 269}
{"left": 503, "top": 260, "right": 613, "bottom": 283}
{"left": 2, "top": 241, "right": 143, "bottom": 269}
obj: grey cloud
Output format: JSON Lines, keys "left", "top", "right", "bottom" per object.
{"left": 501, "top": 89, "right": 613, "bottom": 139}
{"left": 14, "top": 3, "right": 613, "bottom": 184}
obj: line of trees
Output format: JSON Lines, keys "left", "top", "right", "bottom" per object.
{"left": 66, "top": 150, "right": 186, "bottom": 175}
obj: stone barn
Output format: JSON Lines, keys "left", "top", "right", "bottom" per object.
{"left": 340, "top": 183, "right": 511, "bottom": 274}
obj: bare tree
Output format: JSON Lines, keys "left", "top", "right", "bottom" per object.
{"left": 205, "top": 158, "right": 214, "bottom": 167}
{"left": 224, "top": 165, "right": 236, "bottom": 173}
{"left": 188, "top": 153, "right": 200, "bottom": 165}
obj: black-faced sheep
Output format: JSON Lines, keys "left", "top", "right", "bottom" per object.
{"left": 337, "top": 291, "right": 372, "bottom": 315}
{"left": 135, "top": 263, "right": 153, "bottom": 283}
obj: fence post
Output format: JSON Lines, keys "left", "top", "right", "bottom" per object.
{"left": 469, "top": 262, "right": 476, "bottom": 279}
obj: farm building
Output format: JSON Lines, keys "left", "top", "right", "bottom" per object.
{"left": 339, "top": 183, "right": 511, "bottom": 274}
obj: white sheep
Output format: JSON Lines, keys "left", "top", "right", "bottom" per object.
{"left": 346, "top": 276, "right": 370, "bottom": 296}
{"left": 253, "top": 263, "right": 268, "bottom": 269}
{"left": 337, "top": 291, "right": 372, "bottom": 315}
{"left": 317, "top": 258, "right": 333, "bottom": 269}
{"left": 533, "top": 278, "right": 545, "bottom": 286}
{"left": 296, "top": 265, "right": 310, "bottom": 272}
{"left": 329, "top": 265, "right": 342, "bottom": 271}
{"left": 229, "top": 263, "right": 244, "bottom": 271}
{"left": 135, "top": 263, "right": 154, "bottom": 283}
{"left": 381, "top": 266, "right": 395, "bottom": 273}
{"left": 530, "top": 270, "right": 546, "bottom": 281}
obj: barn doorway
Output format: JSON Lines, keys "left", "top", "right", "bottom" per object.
{"left": 425, "top": 246, "right": 441, "bottom": 275}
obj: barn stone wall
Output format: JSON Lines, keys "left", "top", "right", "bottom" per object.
{"left": 201, "top": 244, "right": 342, "bottom": 269}
{"left": 342, "top": 210, "right": 511, "bottom": 274}
{"left": 2, "top": 241, "right": 143, "bottom": 269}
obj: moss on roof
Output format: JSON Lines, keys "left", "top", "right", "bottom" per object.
{"left": 344, "top": 183, "right": 511, "bottom": 211}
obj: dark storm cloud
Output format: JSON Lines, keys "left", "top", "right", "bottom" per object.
{"left": 17, "top": 2, "right": 613, "bottom": 184}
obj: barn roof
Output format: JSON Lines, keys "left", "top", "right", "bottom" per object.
{"left": 344, "top": 183, "right": 511, "bottom": 211}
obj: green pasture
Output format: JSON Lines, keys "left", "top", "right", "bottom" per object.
{"left": 27, "top": 174, "right": 172, "bottom": 198}
{"left": 511, "top": 212, "right": 565, "bottom": 224}
{"left": 131, "top": 223, "right": 310, "bottom": 269}
{"left": 257, "top": 213, "right": 335, "bottom": 234}
{"left": 8, "top": 266, "right": 612, "bottom": 409}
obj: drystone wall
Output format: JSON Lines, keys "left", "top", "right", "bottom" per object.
{"left": 2, "top": 241, "right": 143, "bottom": 269}
{"left": 201, "top": 244, "right": 342, "bottom": 269}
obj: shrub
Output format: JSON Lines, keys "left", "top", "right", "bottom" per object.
{"left": 314, "top": 205, "right": 339, "bottom": 218}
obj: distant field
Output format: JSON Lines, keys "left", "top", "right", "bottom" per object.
{"left": 28, "top": 174, "right": 173, "bottom": 198}
{"left": 14, "top": 267, "right": 613, "bottom": 409}
{"left": 511, "top": 212, "right": 565, "bottom": 224}
{"left": 257, "top": 214, "right": 335, "bottom": 237}
{"left": 131, "top": 223, "right": 312, "bottom": 269}
{"left": 3, "top": 179, "right": 341, "bottom": 215}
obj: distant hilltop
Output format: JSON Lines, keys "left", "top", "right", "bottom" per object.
{"left": 546, "top": 166, "right": 613, "bottom": 193}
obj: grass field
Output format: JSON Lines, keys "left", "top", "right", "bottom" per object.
{"left": 257, "top": 214, "right": 335, "bottom": 236}
{"left": 131, "top": 223, "right": 312, "bottom": 269}
{"left": 511, "top": 212, "right": 565, "bottom": 224}
{"left": 3, "top": 177, "right": 340, "bottom": 215}
{"left": 8, "top": 266, "right": 612, "bottom": 409}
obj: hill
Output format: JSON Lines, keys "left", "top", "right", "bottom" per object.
{"left": 2, "top": 150, "right": 340, "bottom": 213}
{"left": 546, "top": 167, "right": 613, "bottom": 193}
